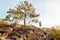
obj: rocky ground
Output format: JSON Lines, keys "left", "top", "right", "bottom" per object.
{"left": 0, "top": 25, "right": 49, "bottom": 40}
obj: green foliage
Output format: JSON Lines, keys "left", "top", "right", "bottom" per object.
{"left": 0, "top": 20, "right": 9, "bottom": 26}
{"left": 30, "top": 19, "right": 39, "bottom": 23}
{"left": 6, "top": 1, "right": 39, "bottom": 25}
{"left": 43, "top": 27, "right": 60, "bottom": 40}
{"left": 7, "top": 9, "right": 24, "bottom": 20}
{"left": 49, "top": 27, "right": 60, "bottom": 40}
{"left": 28, "top": 25, "right": 35, "bottom": 29}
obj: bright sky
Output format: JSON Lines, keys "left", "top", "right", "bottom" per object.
{"left": 0, "top": 0, "right": 60, "bottom": 28}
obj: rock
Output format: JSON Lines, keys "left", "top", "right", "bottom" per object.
{"left": 0, "top": 25, "right": 13, "bottom": 39}
{"left": 6, "top": 25, "right": 47, "bottom": 40}
{"left": 0, "top": 24, "right": 48, "bottom": 40}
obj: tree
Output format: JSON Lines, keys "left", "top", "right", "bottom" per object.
{"left": 29, "top": 19, "right": 42, "bottom": 27}
{"left": 6, "top": 1, "right": 39, "bottom": 27}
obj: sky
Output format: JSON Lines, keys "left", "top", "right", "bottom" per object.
{"left": 0, "top": 0, "right": 60, "bottom": 28}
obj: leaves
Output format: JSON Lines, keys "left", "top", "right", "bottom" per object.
{"left": 29, "top": 19, "right": 38, "bottom": 23}
{"left": 6, "top": 1, "right": 40, "bottom": 25}
{"left": 7, "top": 9, "right": 24, "bottom": 14}
{"left": 29, "top": 14, "right": 39, "bottom": 18}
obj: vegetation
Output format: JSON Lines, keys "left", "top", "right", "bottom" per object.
{"left": 49, "top": 27, "right": 60, "bottom": 40}
{"left": 0, "top": 20, "right": 9, "bottom": 26}
{"left": 44, "top": 27, "right": 60, "bottom": 40}
{"left": 6, "top": 1, "right": 39, "bottom": 27}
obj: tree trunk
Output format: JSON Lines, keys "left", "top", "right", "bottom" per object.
{"left": 24, "top": 10, "right": 26, "bottom": 27}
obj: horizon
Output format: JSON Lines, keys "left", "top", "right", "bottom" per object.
{"left": 0, "top": 0, "right": 60, "bottom": 28}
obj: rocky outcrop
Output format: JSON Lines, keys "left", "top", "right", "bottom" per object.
{"left": 0, "top": 25, "right": 48, "bottom": 40}
{"left": 0, "top": 25, "right": 13, "bottom": 39}
{"left": 6, "top": 26, "right": 47, "bottom": 40}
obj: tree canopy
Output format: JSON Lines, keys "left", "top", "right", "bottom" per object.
{"left": 6, "top": 1, "right": 39, "bottom": 26}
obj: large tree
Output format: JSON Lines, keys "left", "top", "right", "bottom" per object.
{"left": 6, "top": 1, "right": 39, "bottom": 27}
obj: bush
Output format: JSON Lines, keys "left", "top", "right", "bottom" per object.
{"left": 0, "top": 20, "right": 9, "bottom": 26}
{"left": 49, "top": 27, "right": 60, "bottom": 40}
